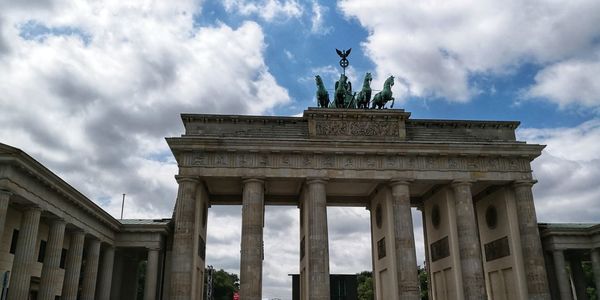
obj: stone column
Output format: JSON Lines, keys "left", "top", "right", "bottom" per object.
{"left": 144, "top": 247, "right": 160, "bottom": 300}
{"left": 306, "top": 178, "right": 330, "bottom": 300}
{"left": 38, "top": 218, "right": 67, "bottom": 300}
{"left": 96, "top": 245, "right": 115, "bottom": 300}
{"left": 62, "top": 230, "right": 86, "bottom": 300}
{"left": 7, "top": 205, "right": 42, "bottom": 300}
{"left": 390, "top": 180, "right": 420, "bottom": 299}
{"left": 513, "top": 180, "right": 551, "bottom": 299}
{"left": 239, "top": 178, "right": 265, "bottom": 300}
{"left": 0, "top": 190, "right": 11, "bottom": 247}
{"left": 80, "top": 238, "right": 101, "bottom": 300}
{"left": 552, "top": 250, "right": 572, "bottom": 300}
{"left": 170, "top": 176, "right": 199, "bottom": 300}
{"left": 591, "top": 249, "right": 600, "bottom": 298}
{"left": 451, "top": 181, "right": 486, "bottom": 300}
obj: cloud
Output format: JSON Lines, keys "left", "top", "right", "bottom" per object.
{"left": 0, "top": 0, "right": 290, "bottom": 219}
{"left": 525, "top": 52, "right": 600, "bottom": 108}
{"left": 518, "top": 119, "right": 600, "bottom": 222}
{"left": 310, "top": 0, "right": 332, "bottom": 35}
{"left": 338, "top": 0, "right": 600, "bottom": 104}
{"left": 223, "top": 0, "right": 303, "bottom": 22}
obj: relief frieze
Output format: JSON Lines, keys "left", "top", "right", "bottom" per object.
{"left": 184, "top": 151, "right": 531, "bottom": 172}
{"left": 315, "top": 120, "right": 399, "bottom": 137}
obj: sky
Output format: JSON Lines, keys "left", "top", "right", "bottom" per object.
{"left": 1, "top": 0, "right": 600, "bottom": 299}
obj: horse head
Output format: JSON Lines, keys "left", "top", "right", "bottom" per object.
{"left": 315, "top": 75, "right": 323, "bottom": 86}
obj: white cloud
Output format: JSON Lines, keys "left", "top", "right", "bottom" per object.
{"left": 526, "top": 53, "right": 600, "bottom": 108}
{"left": 518, "top": 119, "right": 600, "bottom": 222}
{"left": 0, "top": 0, "right": 290, "bottom": 219}
{"left": 310, "top": 0, "right": 331, "bottom": 35}
{"left": 223, "top": 0, "right": 303, "bottom": 22}
{"left": 338, "top": 0, "right": 600, "bottom": 104}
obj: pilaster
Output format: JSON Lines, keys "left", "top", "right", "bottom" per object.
{"left": 7, "top": 205, "right": 42, "bottom": 300}
{"left": 39, "top": 218, "right": 67, "bottom": 300}
{"left": 240, "top": 178, "right": 265, "bottom": 300}
{"left": 513, "top": 180, "right": 551, "bottom": 299}
{"left": 451, "top": 181, "right": 486, "bottom": 299}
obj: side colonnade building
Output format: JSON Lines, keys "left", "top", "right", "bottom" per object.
{"left": 0, "top": 143, "right": 169, "bottom": 300}
{"left": 2, "top": 108, "right": 600, "bottom": 300}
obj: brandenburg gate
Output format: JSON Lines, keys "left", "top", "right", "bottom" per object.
{"left": 166, "top": 108, "right": 551, "bottom": 300}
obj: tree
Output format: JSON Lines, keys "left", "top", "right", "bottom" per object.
{"left": 418, "top": 266, "right": 429, "bottom": 300}
{"left": 357, "top": 268, "right": 429, "bottom": 300}
{"left": 357, "top": 271, "right": 373, "bottom": 300}
{"left": 204, "top": 268, "right": 240, "bottom": 300}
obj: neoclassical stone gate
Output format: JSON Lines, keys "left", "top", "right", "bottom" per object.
{"left": 166, "top": 108, "right": 551, "bottom": 300}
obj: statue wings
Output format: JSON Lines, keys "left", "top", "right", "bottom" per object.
{"left": 336, "top": 48, "right": 352, "bottom": 59}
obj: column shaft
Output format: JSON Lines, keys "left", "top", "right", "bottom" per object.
{"left": 62, "top": 230, "right": 86, "bottom": 300}
{"left": 7, "top": 206, "right": 42, "bottom": 300}
{"left": 513, "top": 181, "right": 551, "bottom": 299}
{"left": 144, "top": 248, "right": 160, "bottom": 300}
{"left": 39, "top": 219, "right": 67, "bottom": 300}
{"left": 0, "top": 191, "right": 10, "bottom": 247}
{"left": 306, "top": 179, "right": 330, "bottom": 300}
{"left": 451, "top": 181, "right": 486, "bottom": 299}
{"left": 80, "top": 238, "right": 101, "bottom": 300}
{"left": 552, "top": 250, "right": 572, "bottom": 300}
{"left": 96, "top": 245, "right": 115, "bottom": 300}
{"left": 240, "top": 179, "right": 265, "bottom": 300}
{"left": 592, "top": 249, "right": 600, "bottom": 299}
{"left": 170, "top": 177, "right": 199, "bottom": 300}
{"left": 390, "top": 181, "right": 420, "bottom": 299}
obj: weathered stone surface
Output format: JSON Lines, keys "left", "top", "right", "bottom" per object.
{"left": 239, "top": 179, "right": 265, "bottom": 300}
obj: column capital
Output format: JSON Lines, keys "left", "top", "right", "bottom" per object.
{"left": 306, "top": 177, "right": 328, "bottom": 185}
{"left": 450, "top": 180, "right": 475, "bottom": 188}
{"left": 242, "top": 177, "right": 265, "bottom": 185}
{"left": 146, "top": 246, "right": 161, "bottom": 252}
{"left": 389, "top": 178, "right": 413, "bottom": 187}
{"left": 47, "top": 216, "right": 67, "bottom": 226}
{"left": 513, "top": 179, "right": 538, "bottom": 188}
{"left": 22, "top": 204, "right": 43, "bottom": 212}
{"left": 175, "top": 175, "right": 200, "bottom": 184}
{"left": 0, "top": 189, "right": 12, "bottom": 198}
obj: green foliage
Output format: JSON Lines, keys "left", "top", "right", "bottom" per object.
{"left": 204, "top": 268, "right": 240, "bottom": 300}
{"left": 357, "top": 271, "right": 373, "bottom": 300}
{"left": 418, "top": 266, "right": 429, "bottom": 300}
{"left": 356, "top": 267, "right": 429, "bottom": 300}
{"left": 583, "top": 262, "right": 598, "bottom": 300}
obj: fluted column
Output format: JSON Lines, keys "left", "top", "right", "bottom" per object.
{"left": 170, "top": 176, "right": 199, "bottom": 300}
{"left": 390, "top": 180, "right": 420, "bottom": 299}
{"left": 513, "top": 180, "right": 551, "bottom": 299}
{"left": 239, "top": 178, "right": 265, "bottom": 300}
{"left": 592, "top": 249, "right": 600, "bottom": 298}
{"left": 306, "top": 178, "right": 330, "bottom": 300}
{"left": 144, "top": 247, "right": 160, "bottom": 300}
{"left": 0, "top": 190, "right": 11, "bottom": 247}
{"left": 62, "top": 230, "right": 86, "bottom": 300}
{"left": 96, "top": 245, "right": 115, "bottom": 300}
{"left": 39, "top": 218, "right": 67, "bottom": 300}
{"left": 552, "top": 250, "right": 573, "bottom": 300}
{"left": 451, "top": 181, "right": 486, "bottom": 299}
{"left": 7, "top": 205, "right": 42, "bottom": 300}
{"left": 81, "top": 238, "right": 101, "bottom": 300}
